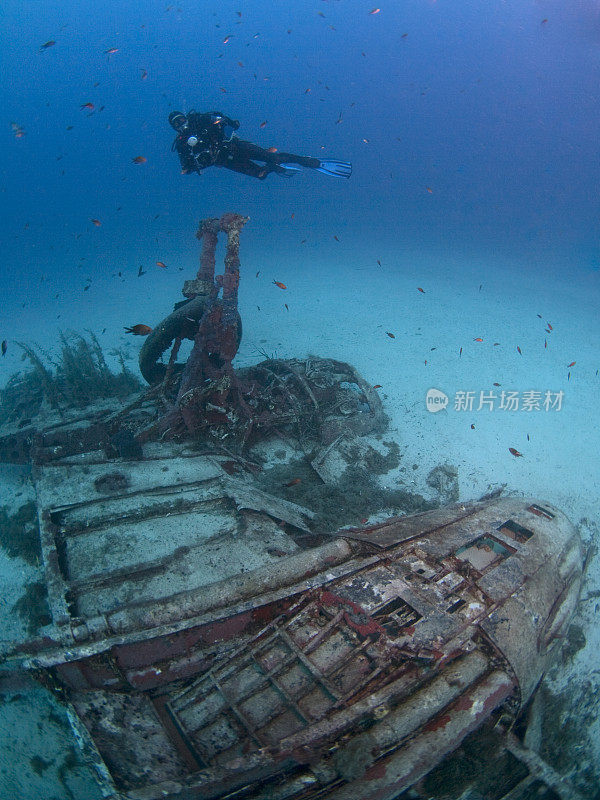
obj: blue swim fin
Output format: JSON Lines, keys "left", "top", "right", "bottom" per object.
{"left": 314, "top": 159, "right": 352, "bottom": 179}
{"left": 277, "top": 164, "right": 302, "bottom": 176}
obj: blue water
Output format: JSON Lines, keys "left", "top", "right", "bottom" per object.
{"left": 2, "top": 0, "right": 600, "bottom": 290}
{"left": 1, "top": 0, "right": 599, "bottom": 797}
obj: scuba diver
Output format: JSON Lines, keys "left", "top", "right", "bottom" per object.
{"left": 169, "top": 110, "right": 352, "bottom": 180}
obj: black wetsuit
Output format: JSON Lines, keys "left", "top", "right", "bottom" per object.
{"left": 172, "top": 110, "right": 320, "bottom": 180}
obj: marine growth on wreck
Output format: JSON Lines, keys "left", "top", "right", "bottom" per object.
{"left": 0, "top": 216, "right": 590, "bottom": 800}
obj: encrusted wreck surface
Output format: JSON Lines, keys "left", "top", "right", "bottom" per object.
{"left": 2, "top": 481, "right": 584, "bottom": 800}
{"left": 0, "top": 214, "right": 587, "bottom": 800}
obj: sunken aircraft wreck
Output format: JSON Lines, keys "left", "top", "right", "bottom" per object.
{"left": 0, "top": 215, "right": 586, "bottom": 800}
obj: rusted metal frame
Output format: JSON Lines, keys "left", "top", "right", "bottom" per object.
{"left": 209, "top": 671, "right": 269, "bottom": 749}
{"left": 326, "top": 639, "right": 390, "bottom": 709}
{"left": 384, "top": 545, "right": 479, "bottom": 612}
{"left": 173, "top": 656, "right": 289, "bottom": 723}
{"left": 249, "top": 651, "right": 312, "bottom": 728}
{"left": 171, "top": 625, "right": 289, "bottom": 712}
{"left": 276, "top": 626, "right": 342, "bottom": 703}
{"left": 303, "top": 597, "right": 389, "bottom": 684}
{"left": 151, "top": 661, "right": 444, "bottom": 800}
{"left": 151, "top": 694, "right": 207, "bottom": 772}
{"left": 190, "top": 616, "right": 344, "bottom": 727}
{"left": 440, "top": 549, "right": 496, "bottom": 597}
{"left": 180, "top": 667, "right": 433, "bottom": 800}
{"left": 256, "top": 622, "right": 381, "bottom": 718}
{"left": 227, "top": 606, "right": 386, "bottom": 722}
{"left": 387, "top": 605, "right": 422, "bottom": 628}
{"left": 302, "top": 609, "right": 346, "bottom": 655}
{"left": 178, "top": 652, "right": 309, "bottom": 741}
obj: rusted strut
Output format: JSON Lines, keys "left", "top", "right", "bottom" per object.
{"left": 162, "top": 213, "right": 249, "bottom": 437}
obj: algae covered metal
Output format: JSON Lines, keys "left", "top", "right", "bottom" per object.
{"left": 5, "top": 472, "right": 583, "bottom": 800}
{"left": 0, "top": 215, "right": 586, "bottom": 800}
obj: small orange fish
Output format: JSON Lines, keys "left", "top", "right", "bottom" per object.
{"left": 334, "top": 235, "right": 340, "bottom": 241}
{"left": 105, "top": 47, "right": 119, "bottom": 55}
{"left": 40, "top": 40, "right": 56, "bottom": 50}
{"left": 567, "top": 361, "right": 576, "bottom": 367}
{"left": 509, "top": 447, "right": 523, "bottom": 457}
{"left": 260, "top": 120, "right": 267, "bottom": 128}
{"left": 124, "top": 324, "right": 152, "bottom": 335}
{"left": 273, "top": 280, "right": 287, "bottom": 289}
{"left": 90, "top": 218, "right": 101, "bottom": 226}
{"left": 470, "top": 423, "right": 475, "bottom": 429}
{"left": 132, "top": 155, "right": 147, "bottom": 164}
{"left": 141, "top": 69, "right": 148, "bottom": 79}
{"left": 80, "top": 102, "right": 94, "bottom": 110}
{"left": 426, "top": 186, "right": 433, "bottom": 193}
{"left": 156, "top": 261, "right": 167, "bottom": 268}
{"left": 369, "top": 8, "right": 380, "bottom": 14}
{"left": 473, "top": 337, "right": 483, "bottom": 342}
{"left": 547, "top": 322, "right": 553, "bottom": 330}
{"left": 267, "top": 146, "right": 277, "bottom": 153}
{"left": 459, "top": 346, "right": 463, "bottom": 357}
{"left": 223, "top": 35, "right": 231, "bottom": 44}
{"left": 516, "top": 346, "right": 522, "bottom": 355}
{"left": 544, "top": 339, "right": 547, "bottom": 349}
{"left": 493, "top": 382, "right": 500, "bottom": 386}
{"left": 417, "top": 287, "right": 425, "bottom": 293}
{"left": 386, "top": 331, "right": 395, "bottom": 339}
{"left": 283, "top": 478, "right": 301, "bottom": 487}
{"left": 372, "top": 384, "right": 382, "bottom": 389}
